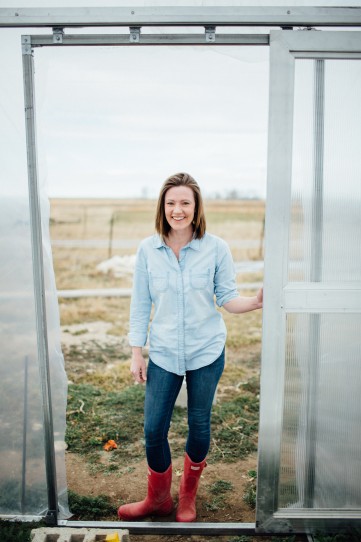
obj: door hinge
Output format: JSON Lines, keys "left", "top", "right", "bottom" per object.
{"left": 53, "top": 27, "right": 64, "bottom": 44}
{"left": 129, "top": 26, "right": 141, "bottom": 43}
{"left": 205, "top": 25, "right": 216, "bottom": 43}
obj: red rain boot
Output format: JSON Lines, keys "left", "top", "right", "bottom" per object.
{"left": 117, "top": 464, "right": 174, "bottom": 520}
{"left": 176, "top": 453, "right": 207, "bottom": 522}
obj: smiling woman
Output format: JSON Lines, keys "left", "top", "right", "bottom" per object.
{"left": 155, "top": 172, "right": 205, "bottom": 257}
{"left": 118, "top": 172, "right": 263, "bottom": 523}
{"left": 165, "top": 187, "right": 195, "bottom": 231}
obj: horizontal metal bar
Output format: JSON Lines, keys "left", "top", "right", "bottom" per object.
{"left": 274, "top": 29, "right": 361, "bottom": 53}
{"left": 275, "top": 508, "right": 361, "bottom": 519}
{"left": 294, "top": 52, "right": 361, "bottom": 59}
{"left": 57, "top": 288, "right": 132, "bottom": 298}
{"left": 56, "top": 282, "right": 262, "bottom": 299}
{"left": 1, "top": 6, "right": 361, "bottom": 28}
{"left": 28, "top": 33, "right": 269, "bottom": 47}
{"left": 61, "top": 520, "right": 257, "bottom": 535}
{"left": 283, "top": 283, "right": 361, "bottom": 313}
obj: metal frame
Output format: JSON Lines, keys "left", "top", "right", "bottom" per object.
{"left": 256, "top": 29, "right": 361, "bottom": 534}
{"left": 19, "top": 24, "right": 271, "bottom": 537}
{"left": 24, "top": 33, "right": 269, "bottom": 47}
{"left": 22, "top": 43, "right": 58, "bottom": 526}
{"left": 5, "top": 5, "right": 359, "bottom": 536}
{"left": 2, "top": 6, "right": 361, "bottom": 28}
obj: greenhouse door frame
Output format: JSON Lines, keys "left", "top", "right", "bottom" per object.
{"left": 3, "top": 5, "right": 359, "bottom": 536}
{"left": 256, "top": 30, "right": 361, "bottom": 535}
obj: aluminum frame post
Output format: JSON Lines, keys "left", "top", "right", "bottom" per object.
{"left": 22, "top": 36, "right": 58, "bottom": 525}
{"left": 304, "top": 58, "right": 325, "bottom": 509}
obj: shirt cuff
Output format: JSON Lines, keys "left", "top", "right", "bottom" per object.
{"left": 217, "top": 292, "right": 239, "bottom": 308}
{"left": 128, "top": 332, "right": 148, "bottom": 347}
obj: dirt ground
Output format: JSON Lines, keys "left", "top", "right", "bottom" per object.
{"left": 61, "top": 324, "right": 308, "bottom": 542}
{"left": 62, "top": 323, "right": 263, "bottom": 542}
{"left": 66, "top": 445, "right": 258, "bottom": 523}
{"left": 66, "top": 452, "right": 257, "bottom": 530}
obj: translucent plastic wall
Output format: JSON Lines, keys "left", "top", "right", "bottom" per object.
{"left": 0, "top": 28, "right": 69, "bottom": 518}
{"left": 279, "top": 59, "right": 361, "bottom": 509}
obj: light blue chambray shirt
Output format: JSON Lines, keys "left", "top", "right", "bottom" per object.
{"left": 128, "top": 232, "right": 239, "bottom": 376}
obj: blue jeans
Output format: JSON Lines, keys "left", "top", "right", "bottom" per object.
{"left": 144, "top": 348, "right": 225, "bottom": 472}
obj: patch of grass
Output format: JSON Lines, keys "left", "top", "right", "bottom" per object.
{"left": 0, "top": 520, "right": 44, "bottom": 542}
{"left": 66, "top": 383, "right": 145, "bottom": 460}
{"left": 204, "top": 494, "right": 228, "bottom": 511}
{"left": 59, "top": 297, "right": 130, "bottom": 329}
{"left": 83, "top": 366, "right": 134, "bottom": 393}
{"left": 223, "top": 307, "right": 263, "bottom": 350}
{"left": 229, "top": 538, "right": 297, "bottom": 542}
{"left": 68, "top": 490, "right": 117, "bottom": 519}
{"left": 243, "top": 470, "right": 257, "bottom": 510}
{"left": 313, "top": 533, "right": 361, "bottom": 542}
{"left": 64, "top": 340, "right": 133, "bottom": 391}
{"left": 210, "top": 392, "right": 259, "bottom": 462}
{"left": 241, "top": 377, "right": 260, "bottom": 395}
{"left": 169, "top": 406, "right": 193, "bottom": 456}
{"left": 204, "top": 479, "right": 234, "bottom": 512}
{"left": 209, "top": 479, "right": 234, "bottom": 495}
{"left": 65, "top": 356, "right": 260, "bottom": 468}
{"left": 65, "top": 341, "right": 128, "bottom": 366}
{"left": 218, "top": 363, "right": 247, "bottom": 388}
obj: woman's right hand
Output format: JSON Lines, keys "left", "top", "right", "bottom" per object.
{"left": 130, "top": 348, "right": 147, "bottom": 384}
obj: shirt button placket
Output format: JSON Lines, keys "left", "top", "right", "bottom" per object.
{"left": 178, "top": 253, "right": 186, "bottom": 375}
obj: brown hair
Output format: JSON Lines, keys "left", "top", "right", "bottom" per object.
{"left": 155, "top": 172, "right": 206, "bottom": 239}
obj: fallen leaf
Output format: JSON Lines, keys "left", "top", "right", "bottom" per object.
{"left": 103, "top": 439, "right": 118, "bottom": 451}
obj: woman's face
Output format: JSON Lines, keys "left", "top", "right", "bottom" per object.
{"left": 164, "top": 185, "right": 196, "bottom": 235}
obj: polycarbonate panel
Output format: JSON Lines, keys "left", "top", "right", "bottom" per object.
{"left": 0, "top": 34, "right": 69, "bottom": 518}
{"left": 0, "top": 198, "right": 48, "bottom": 515}
{"left": 279, "top": 313, "right": 361, "bottom": 509}
{"left": 289, "top": 59, "right": 361, "bottom": 283}
{"left": 0, "top": 186, "right": 70, "bottom": 519}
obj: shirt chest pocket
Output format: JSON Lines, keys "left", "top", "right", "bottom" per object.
{"left": 150, "top": 272, "right": 169, "bottom": 292}
{"left": 189, "top": 268, "right": 211, "bottom": 290}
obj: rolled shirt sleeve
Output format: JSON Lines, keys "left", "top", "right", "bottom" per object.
{"left": 214, "top": 239, "right": 239, "bottom": 307}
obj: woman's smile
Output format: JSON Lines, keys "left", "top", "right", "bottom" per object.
{"left": 164, "top": 185, "right": 195, "bottom": 232}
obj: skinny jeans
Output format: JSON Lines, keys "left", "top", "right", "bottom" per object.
{"left": 144, "top": 348, "right": 225, "bottom": 473}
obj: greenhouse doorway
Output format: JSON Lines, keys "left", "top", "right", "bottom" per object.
{"left": 23, "top": 29, "right": 269, "bottom": 537}
{"left": 2, "top": 6, "right": 361, "bottom": 537}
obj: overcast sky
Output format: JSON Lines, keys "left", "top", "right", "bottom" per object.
{"left": 1, "top": 0, "right": 360, "bottom": 199}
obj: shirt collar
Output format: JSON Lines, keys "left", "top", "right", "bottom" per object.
{"left": 152, "top": 234, "right": 201, "bottom": 251}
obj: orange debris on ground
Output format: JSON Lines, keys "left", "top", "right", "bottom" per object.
{"left": 103, "top": 439, "right": 118, "bottom": 451}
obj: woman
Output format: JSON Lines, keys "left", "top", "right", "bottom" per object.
{"left": 118, "top": 172, "right": 263, "bottom": 522}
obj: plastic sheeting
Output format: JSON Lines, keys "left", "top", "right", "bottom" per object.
{"left": 279, "top": 58, "right": 361, "bottom": 509}
{"left": 0, "top": 30, "right": 69, "bottom": 518}
{"left": 0, "top": 195, "right": 69, "bottom": 518}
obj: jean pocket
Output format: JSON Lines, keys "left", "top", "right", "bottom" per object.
{"left": 151, "top": 272, "right": 169, "bottom": 292}
{"left": 190, "top": 269, "right": 210, "bottom": 289}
